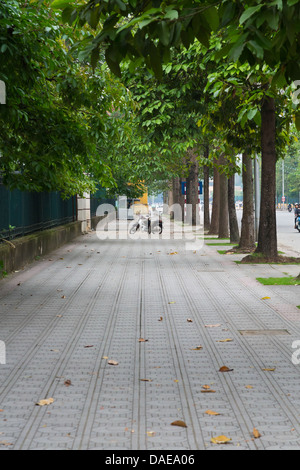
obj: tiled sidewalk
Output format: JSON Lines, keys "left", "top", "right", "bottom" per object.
{"left": 0, "top": 224, "right": 299, "bottom": 450}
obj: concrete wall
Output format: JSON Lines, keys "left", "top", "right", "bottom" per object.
{"left": 0, "top": 221, "right": 82, "bottom": 275}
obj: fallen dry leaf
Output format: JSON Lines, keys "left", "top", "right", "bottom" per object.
{"left": 191, "top": 346, "right": 203, "bottom": 350}
{"left": 138, "top": 338, "right": 148, "bottom": 342}
{"left": 0, "top": 441, "right": 13, "bottom": 446}
{"left": 64, "top": 380, "right": 72, "bottom": 387}
{"left": 205, "top": 324, "right": 221, "bottom": 328}
{"left": 168, "top": 301, "right": 176, "bottom": 304}
{"left": 261, "top": 296, "right": 271, "bottom": 300}
{"left": 107, "top": 360, "right": 119, "bottom": 366}
{"left": 187, "top": 318, "right": 193, "bottom": 322}
{"left": 219, "top": 366, "right": 234, "bottom": 372}
{"left": 211, "top": 435, "right": 231, "bottom": 445}
{"left": 262, "top": 367, "right": 276, "bottom": 371}
{"left": 140, "top": 379, "right": 152, "bottom": 382}
{"left": 253, "top": 428, "right": 261, "bottom": 439}
{"left": 205, "top": 410, "right": 220, "bottom": 416}
{"left": 158, "top": 317, "right": 163, "bottom": 321}
{"left": 169, "top": 252, "right": 178, "bottom": 255}
{"left": 217, "top": 339, "right": 233, "bottom": 343}
{"left": 147, "top": 431, "right": 156, "bottom": 437}
{"left": 171, "top": 420, "right": 187, "bottom": 428}
{"left": 201, "top": 389, "right": 216, "bottom": 393}
{"left": 202, "top": 385, "right": 211, "bottom": 390}
{"left": 245, "top": 385, "right": 253, "bottom": 389}
{"left": 36, "top": 398, "right": 54, "bottom": 406}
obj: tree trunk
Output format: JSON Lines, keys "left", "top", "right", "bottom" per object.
{"left": 203, "top": 144, "right": 210, "bottom": 232}
{"left": 168, "top": 183, "right": 174, "bottom": 219}
{"left": 172, "top": 177, "right": 183, "bottom": 221}
{"left": 239, "top": 153, "right": 255, "bottom": 251}
{"left": 228, "top": 173, "right": 239, "bottom": 243}
{"left": 218, "top": 162, "right": 229, "bottom": 239}
{"left": 208, "top": 161, "right": 220, "bottom": 235}
{"left": 255, "top": 96, "right": 278, "bottom": 259}
{"left": 186, "top": 150, "right": 199, "bottom": 227}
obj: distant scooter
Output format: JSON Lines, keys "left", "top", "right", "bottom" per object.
{"left": 129, "top": 215, "right": 151, "bottom": 234}
{"left": 288, "top": 204, "right": 292, "bottom": 212}
{"left": 129, "top": 215, "right": 163, "bottom": 234}
{"left": 296, "top": 215, "right": 300, "bottom": 232}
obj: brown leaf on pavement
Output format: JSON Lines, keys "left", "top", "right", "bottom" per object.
{"left": 219, "top": 366, "right": 233, "bottom": 372}
{"left": 107, "top": 360, "right": 119, "bottom": 366}
{"left": 171, "top": 420, "right": 187, "bottom": 428}
{"left": 36, "top": 398, "right": 54, "bottom": 406}
{"left": 211, "top": 435, "right": 231, "bottom": 444}
{"left": 253, "top": 428, "right": 261, "bottom": 438}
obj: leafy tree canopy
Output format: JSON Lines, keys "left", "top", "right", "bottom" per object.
{"left": 0, "top": 0, "right": 137, "bottom": 197}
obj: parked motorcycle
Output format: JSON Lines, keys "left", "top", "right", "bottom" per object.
{"left": 129, "top": 215, "right": 163, "bottom": 234}
{"left": 151, "top": 217, "right": 163, "bottom": 234}
{"left": 129, "top": 215, "right": 151, "bottom": 234}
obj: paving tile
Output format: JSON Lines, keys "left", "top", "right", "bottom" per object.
{"left": 0, "top": 223, "right": 299, "bottom": 450}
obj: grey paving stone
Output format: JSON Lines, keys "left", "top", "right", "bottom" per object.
{"left": 0, "top": 224, "right": 299, "bottom": 450}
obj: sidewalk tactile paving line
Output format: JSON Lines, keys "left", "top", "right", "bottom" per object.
{"left": 0, "top": 231, "right": 300, "bottom": 449}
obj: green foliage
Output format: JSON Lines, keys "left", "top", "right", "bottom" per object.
{"left": 0, "top": 0, "right": 135, "bottom": 197}
{"left": 51, "top": 0, "right": 221, "bottom": 79}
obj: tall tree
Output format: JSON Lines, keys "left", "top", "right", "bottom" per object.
{"left": 53, "top": 0, "right": 300, "bottom": 260}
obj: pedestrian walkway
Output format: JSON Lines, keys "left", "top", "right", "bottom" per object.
{"left": 0, "top": 219, "right": 300, "bottom": 450}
